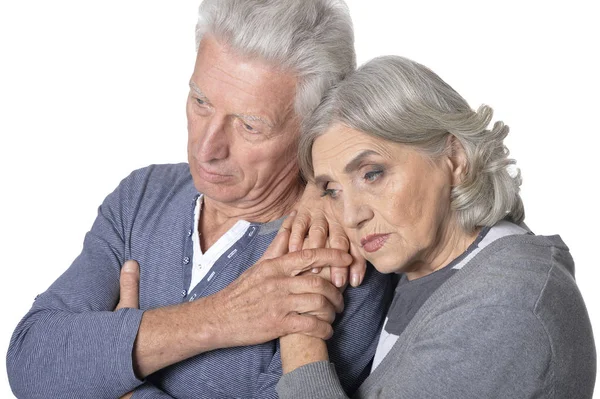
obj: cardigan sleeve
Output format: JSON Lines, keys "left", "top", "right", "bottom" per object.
{"left": 7, "top": 170, "right": 148, "bottom": 398}
{"left": 277, "top": 265, "right": 393, "bottom": 398}
{"left": 277, "top": 361, "right": 348, "bottom": 399}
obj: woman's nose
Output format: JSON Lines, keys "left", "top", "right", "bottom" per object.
{"left": 342, "top": 197, "right": 373, "bottom": 230}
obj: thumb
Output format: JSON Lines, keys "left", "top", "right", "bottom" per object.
{"left": 115, "top": 260, "right": 140, "bottom": 310}
{"left": 262, "top": 211, "right": 295, "bottom": 260}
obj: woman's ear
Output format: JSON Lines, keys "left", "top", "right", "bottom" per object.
{"left": 445, "top": 134, "right": 468, "bottom": 186}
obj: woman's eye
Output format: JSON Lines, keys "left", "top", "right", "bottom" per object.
{"left": 321, "top": 188, "right": 338, "bottom": 199}
{"left": 364, "top": 170, "right": 383, "bottom": 182}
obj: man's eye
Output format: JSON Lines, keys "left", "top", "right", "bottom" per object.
{"left": 196, "top": 98, "right": 207, "bottom": 106}
{"left": 364, "top": 170, "right": 383, "bottom": 182}
{"left": 243, "top": 123, "right": 254, "bottom": 132}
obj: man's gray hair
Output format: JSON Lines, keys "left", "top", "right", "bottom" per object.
{"left": 299, "top": 56, "right": 524, "bottom": 232}
{"left": 195, "top": 0, "right": 355, "bottom": 127}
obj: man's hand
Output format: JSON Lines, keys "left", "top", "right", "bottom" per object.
{"left": 115, "top": 260, "right": 140, "bottom": 310}
{"left": 132, "top": 215, "right": 353, "bottom": 378}
{"left": 289, "top": 182, "right": 366, "bottom": 288}
{"left": 115, "top": 260, "right": 140, "bottom": 399}
{"left": 209, "top": 216, "right": 353, "bottom": 348}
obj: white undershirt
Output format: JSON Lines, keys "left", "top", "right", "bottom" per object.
{"left": 188, "top": 194, "right": 250, "bottom": 292}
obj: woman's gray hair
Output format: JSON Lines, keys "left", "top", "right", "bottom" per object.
{"left": 300, "top": 56, "right": 524, "bottom": 232}
{"left": 195, "top": 0, "right": 356, "bottom": 126}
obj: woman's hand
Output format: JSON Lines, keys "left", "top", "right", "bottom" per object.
{"left": 290, "top": 182, "right": 366, "bottom": 288}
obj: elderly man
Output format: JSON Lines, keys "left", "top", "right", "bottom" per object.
{"left": 7, "top": 0, "right": 392, "bottom": 398}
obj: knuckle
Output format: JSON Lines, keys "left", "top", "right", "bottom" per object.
{"left": 315, "top": 294, "right": 328, "bottom": 310}
{"left": 299, "top": 248, "right": 316, "bottom": 264}
{"left": 309, "top": 223, "right": 327, "bottom": 236}
{"left": 308, "top": 275, "right": 324, "bottom": 290}
{"left": 330, "top": 235, "right": 350, "bottom": 250}
{"left": 292, "top": 215, "right": 309, "bottom": 230}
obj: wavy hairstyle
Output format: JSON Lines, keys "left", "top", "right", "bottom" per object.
{"left": 195, "top": 0, "right": 355, "bottom": 126}
{"left": 299, "top": 56, "right": 524, "bottom": 232}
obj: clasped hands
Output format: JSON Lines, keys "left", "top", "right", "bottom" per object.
{"left": 115, "top": 184, "right": 365, "bottom": 348}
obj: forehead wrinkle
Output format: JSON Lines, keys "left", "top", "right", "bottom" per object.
{"left": 197, "top": 65, "right": 295, "bottom": 130}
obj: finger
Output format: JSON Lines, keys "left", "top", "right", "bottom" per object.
{"left": 287, "top": 274, "right": 345, "bottom": 313}
{"left": 329, "top": 266, "right": 348, "bottom": 289}
{"left": 324, "top": 219, "right": 351, "bottom": 287}
{"left": 115, "top": 260, "right": 140, "bottom": 310}
{"left": 285, "top": 313, "right": 334, "bottom": 340}
{"left": 348, "top": 243, "right": 367, "bottom": 287}
{"left": 287, "top": 293, "right": 336, "bottom": 324}
{"left": 277, "top": 248, "right": 353, "bottom": 277}
{"left": 262, "top": 211, "right": 295, "bottom": 260}
{"left": 288, "top": 210, "right": 310, "bottom": 252}
{"left": 305, "top": 211, "right": 328, "bottom": 249}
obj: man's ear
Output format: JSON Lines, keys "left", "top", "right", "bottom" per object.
{"left": 445, "top": 134, "right": 468, "bottom": 186}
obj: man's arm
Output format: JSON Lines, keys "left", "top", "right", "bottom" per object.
{"left": 7, "top": 169, "right": 350, "bottom": 397}
{"left": 131, "top": 214, "right": 349, "bottom": 377}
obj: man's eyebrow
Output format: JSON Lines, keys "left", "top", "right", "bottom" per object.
{"left": 189, "top": 81, "right": 208, "bottom": 99}
{"left": 232, "top": 113, "right": 274, "bottom": 128}
{"left": 189, "top": 81, "right": 274, "bottom": 128}
{"left": 343, "top": 150, "right": 379, "bottom": 174}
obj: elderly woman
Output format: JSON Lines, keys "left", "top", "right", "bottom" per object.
{"left": 275, "top": 56, "right": 596, "bottom": 398}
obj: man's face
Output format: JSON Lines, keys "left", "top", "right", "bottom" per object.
{"left": 187, "top": 35, "right": 300, "bottom": 207}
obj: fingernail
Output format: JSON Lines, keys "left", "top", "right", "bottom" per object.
{"left": 289, "top": 210, "right": 297, "bottom": 217}
{"left": 311, "top": 268, "right": 320, "bottom": 274}
{"left": 334, "top": 275, "right": 344, "bottom": 288}
{"left": 123, "top": 261, "right": 136, "bottom": 272}
{"left": 350, "top": 273, "right": 360, "bottom": 287}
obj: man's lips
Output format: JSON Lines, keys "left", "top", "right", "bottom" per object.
{"left": 360, "top": 234, "right": 390, "bottom": 253}
{"left": 196, "top": 163, "right": 232, "bottom": 183}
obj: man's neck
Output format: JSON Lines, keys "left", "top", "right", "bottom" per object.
{"left": 199, "top": 180, "right": 304, "bottom": 251}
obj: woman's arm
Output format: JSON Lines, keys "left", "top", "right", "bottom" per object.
{"left": 280, "top": 334, "right": 329, "bottom": 373}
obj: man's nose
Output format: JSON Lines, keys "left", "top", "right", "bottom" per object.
{"left": 194, "top": 114, "right": 229, "bottom": 162}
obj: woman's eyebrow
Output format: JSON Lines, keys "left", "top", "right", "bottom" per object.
{"left": 314, "top": 174, "right": 333, "bottom": 187}
{"left": 344, "top": 150, "right": 379, "bottom": 174}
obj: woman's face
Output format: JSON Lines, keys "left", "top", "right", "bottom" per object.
{"left": 312, "top": 124, "right": 466, "bottom": 277}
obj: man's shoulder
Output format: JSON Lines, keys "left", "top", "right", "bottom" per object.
{"left": 128, "top": 162, "right": 192, "bottom": 183}
{"left": 121, "top": 163, "right": 194, "bottom": 193}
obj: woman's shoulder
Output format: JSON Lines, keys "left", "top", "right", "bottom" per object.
{"left": 464, "top": 232, "right": 576, "bottom": 298}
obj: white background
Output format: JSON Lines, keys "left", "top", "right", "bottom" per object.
{"left": 0, "top": 1, "right": 598, "bottom": 397}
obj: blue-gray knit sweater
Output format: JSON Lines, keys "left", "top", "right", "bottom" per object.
{"left": 7, "top": 163, "right": 393, "bottom": 399}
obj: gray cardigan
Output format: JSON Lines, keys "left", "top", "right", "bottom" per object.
{"left": 277, "top": 233, "right": 596, "bottom": 398}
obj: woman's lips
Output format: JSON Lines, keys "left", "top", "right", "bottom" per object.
{"left": 360, "top": 234, "right": 390, "bottom": 253}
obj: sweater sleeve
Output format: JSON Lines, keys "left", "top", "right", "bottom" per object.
{"left": 277, "top": 266, "right": 392, "bottom": 398}
{"left": 277, "top": 361, "right": 348, "bottom": 399}
{"left": 7, "top": 170, "right": 147, "bottom": 398}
